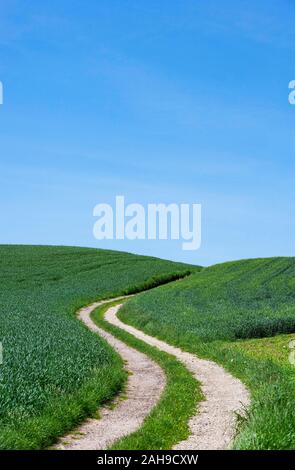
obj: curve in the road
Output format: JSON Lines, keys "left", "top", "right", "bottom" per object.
{"left": 106, "top": 303, "right": 250, "bottom": 450}
{"left": 56, "top": 298, "right": 166, "bottom": 450}
{"left": 57, "top": 296, "right": 250, "bottom": 450}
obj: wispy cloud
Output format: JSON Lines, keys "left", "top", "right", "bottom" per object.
{"left": 190, "top": 0, "right": 295, "bottom": 50}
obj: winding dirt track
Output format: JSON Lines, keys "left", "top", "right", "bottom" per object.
{"left": 56, "top": 298, "right": 166, "bottom": 450}
{"left": 57, "top": 296, "right": 250, "bottom": 450}
{"left": 108, "top": 304, "right": 250, "bottom": 450}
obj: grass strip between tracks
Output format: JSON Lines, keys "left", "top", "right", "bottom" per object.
{"left": 91, "top": 300, "right": 202, "bottom": 450}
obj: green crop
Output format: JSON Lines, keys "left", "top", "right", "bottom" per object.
{"left": 120, "top": 257, "right": 295, "bottom": 449}
{"left": 0, "top": 244, "right": 196, "bottom": 449}
{"left": 122, "top": 257, "right": 295, "bottom": 343}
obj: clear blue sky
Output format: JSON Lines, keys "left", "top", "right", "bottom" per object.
{"left": 0, "top": 0, "right": 295, "bottom": 266}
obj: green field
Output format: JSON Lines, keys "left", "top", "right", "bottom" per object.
{"left": 120, "top": 257, "right": 295, "bottom": 449}
{"left": 2, "top": 247, "right": 295, "bottom": 450}
{"left": 0, "top": 245, "right": 196, "bottom": 450}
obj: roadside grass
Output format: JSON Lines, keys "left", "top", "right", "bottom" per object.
{"left": 200, "top": 339, "right": 295, "bottom": 449}
{"left": 0, "top": 245, "right": 198, "bottom": 449}
{"left": 91, "top": 300, "right": 202, "bottom": 450}
{"left": 119, "top": 257, "right": 295, "bottom": 449}
{"left": 0, "top": 361, "right": 126, "bottom": 450}
{"left": 226, "top": 333, "right": 295, "bottom": 367}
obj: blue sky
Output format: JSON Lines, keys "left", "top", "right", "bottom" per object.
{"left": 0, "top": 0, "right": 295, "bottom": 265}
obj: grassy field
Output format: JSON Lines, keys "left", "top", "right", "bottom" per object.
{"left": 0, "top": 245, "right": 197, "bottom": 450}
{"left": 3, "top": 247, "right": 295, "bottom": 450}
{"left": 120, "top": 257, "right": 295, "bottom": 449}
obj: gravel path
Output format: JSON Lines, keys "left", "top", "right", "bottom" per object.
{"left": 56, "top": 298, "right": 166, "bottom": 450}
{"left": 57, "top": 296, "right": 250, "bottom": 450}
{"left": 106, "top": 303, "right": 250, "bottom": 450}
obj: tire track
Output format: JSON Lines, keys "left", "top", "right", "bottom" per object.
{"left": 56, "top": 298, "right": 165, "bottom": 450}
{"left": 57, "top": 295, "right": 250, "bottom": 450}
{"left": 106, "top": 303, "right": 250, "bottom": 450}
